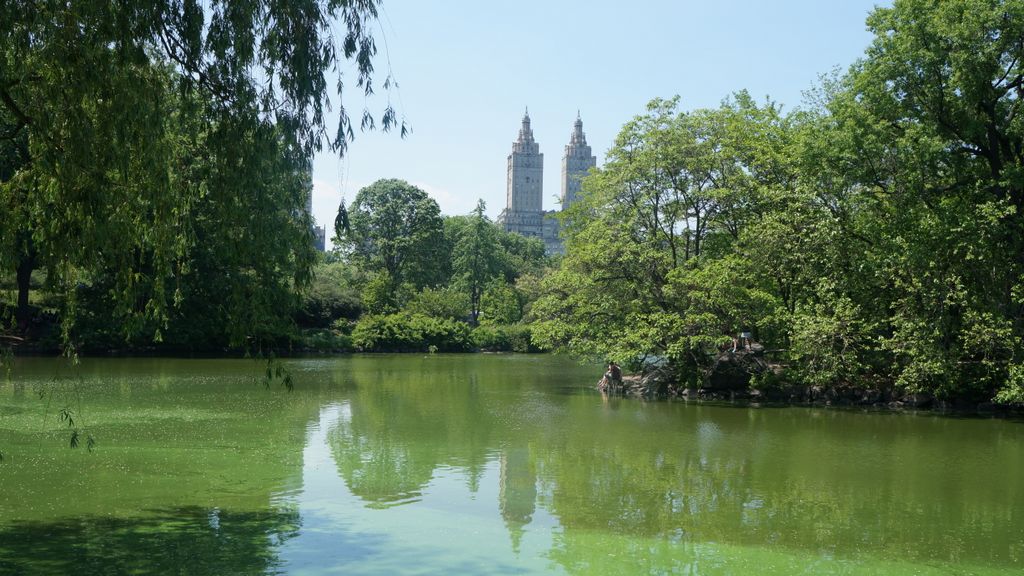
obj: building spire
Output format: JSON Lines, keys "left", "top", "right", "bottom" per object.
{"left": 562, "top": 111, "right": 596, "bottom": 211}
{"left": 518, "top": 107, "right": 534, "bottom": 143}
{"left": 570, "top": 112, "right": 585, "bottom": 145}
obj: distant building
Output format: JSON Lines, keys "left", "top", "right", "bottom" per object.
{"left": 497, "top": 110, "right": 596, "bottom": 255}
{"left": 561, "top": 112, "right": 596, "bottom": 209}
{"left": 304, "top": 171, "right": 327, "bottom": 252}
{"left": 312, "top": 225, "right": 326, "bottom": 252}
{"left": 497, "top": 110, "right": 556, "bottom": 250}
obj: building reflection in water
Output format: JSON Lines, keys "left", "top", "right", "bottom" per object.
{"left": 499, "top": 446, "right": 537, "bottom": 553}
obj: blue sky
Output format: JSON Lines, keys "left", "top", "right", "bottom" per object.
{"left": 311, "top": 0, "right": 889, "bottom": 245}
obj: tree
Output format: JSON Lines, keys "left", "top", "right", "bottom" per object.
{"left": 336, "top": 179, "right": 446, "bottom": 299}
{"left": 535, "top": 0, "right": 1024, "bottom": 404}
{"left": 533, "top": 95, "right": 795, "bottom": 371}
{"left": 0, "top": 98, "right": 32, "bottom": 330}
{"left": 0, "top": 0, "right": 400, "bottom": 344}
{"left": 495, "top": 228, "right": 548, "bottom": 283}
{"left": 160, "top": 100, "right": 319, "bottom": 349}
{"left": 837, "top": 0, "right": 1024, "bottom": 399}
{"left": 403, "top": 286, "right": 471, "bottom": 321}
{"left": 480, "top": 280, "right": 524, "bottom": 325}
{"left": 296, "top": 261, "right": 364, "bottom": 328}
{"left": 450, "top": 200, "right": 502, "bottom": 325}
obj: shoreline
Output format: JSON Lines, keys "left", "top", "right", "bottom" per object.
{"left": 599, "top": 373, "right": 1024, "bottom": 417}
{"left": 6, "top": 344, "right": 1022, "bottom": 417}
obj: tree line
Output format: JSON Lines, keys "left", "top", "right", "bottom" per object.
{"left": 305, "top": 179, "right": 548, "bottom": 353}
{"left": 1, "top": 0, "right": 547, "bottom": 357}
{"left": 4, "top": 0, "right": 1023, "bottom": 404}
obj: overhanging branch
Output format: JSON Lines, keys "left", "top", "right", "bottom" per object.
{"left": 0, "top": 84, "right": 32, "bottom": 131}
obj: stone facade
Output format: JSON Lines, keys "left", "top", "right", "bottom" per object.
{"left": 304, "top": 171, "right": 327, "bottom": 252}
{"left": 561, "top": 112, "right": 596, "bottom": 209}
{"left": 498, "top": 111, "right": 554, "bottom": 249}
{"left": 506, "top": 111, "right": 543, "bottom": 214}
{"left": 312, "top": 225, "right": 326, "bottom": 252}
{"left": 498, "top": 110, "right": 595, "bottom": 255}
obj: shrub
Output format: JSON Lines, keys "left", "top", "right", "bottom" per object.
{"left": 471, "top": 324, "right": 539, "bottom": 352}
{"left": 301, "top": 328, "right": 354, "bottom": 352}
{"left": 403, "top": 286, "right": 470, "bottom": 320}
{"left": 352, "top": 313, "right": 472, "bottom": 352}
{"left": 295, "top": 262, "right": 363, "bottom": 327}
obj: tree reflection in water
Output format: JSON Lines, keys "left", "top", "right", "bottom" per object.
{"left": 0, "top": 506, "right": 301, "bottom": 575}
{"left": 322, "top": 358, "right": 1024, "bottom": 572}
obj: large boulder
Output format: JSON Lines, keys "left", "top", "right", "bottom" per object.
{"left": 597, "top": 367, "right": 675, "bottom": 397}
{"left": 705, "top": 346, "right": 770, "bottom": 391}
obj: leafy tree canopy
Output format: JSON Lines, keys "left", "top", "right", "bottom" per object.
{"left": 0, "top": 0, "right": 399, "bottom": 347}
{"left": 534, "top": 0, "right": 1024, "bottom": 404}
{"left": 335, "top": 179, "right": 446, "bottom": 293}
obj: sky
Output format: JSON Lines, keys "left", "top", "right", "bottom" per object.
{"left": 310, "top": 0, "right": 890, "bottom": 247}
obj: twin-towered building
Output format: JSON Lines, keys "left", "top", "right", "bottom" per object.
{"left": 497, "top": 110, "right": 596, "bottom": 254}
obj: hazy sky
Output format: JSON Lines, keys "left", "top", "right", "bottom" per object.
{"left": 310, "top": 0, "right": 889, "bottom": 245}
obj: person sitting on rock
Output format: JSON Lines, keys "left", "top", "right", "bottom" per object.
{"left": 605, "top": 361, "right": 622, "bottom": 386}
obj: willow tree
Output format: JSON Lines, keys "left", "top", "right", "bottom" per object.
{"left": 0, "top": 0, "right": 402, "bottom": 344}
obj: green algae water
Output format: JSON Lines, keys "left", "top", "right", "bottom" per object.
{"left": 1, "top": 355, "right": 1022, "bottom": 575}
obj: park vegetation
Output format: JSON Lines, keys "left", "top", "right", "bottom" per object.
{"left": 1, "top": 0, "right": 400, "bottom": 354}
{"left": 325, "top": 181, "right": 547, "bottom": 354}
{"left": 534, "top": 0, "right": 1024, "bottom": 405}
{"left": 3, "top": 0, "right": 1024, "bottom": 405}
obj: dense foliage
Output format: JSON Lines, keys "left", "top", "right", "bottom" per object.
{"left": 4, "top": 0, "right": 1022, "bottom": 406}
{"left": 334, "top": 178, "right": 447, "bottom": 313}
{"left": 1, "top": 0, "right": 399, "bottom": 351}
{"left": 534, "top": 0, "right": 1024, "bottom": 404}
{"left": 329, "top": 185, "right": 547, "bottom": 352}
{"left": 351, "top": 313, "right": 473, "bottom": 352}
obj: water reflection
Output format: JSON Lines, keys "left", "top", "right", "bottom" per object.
{"left": 310, "top": 357, "right": 1024, "bottom": 573}
{"left": 0, "top": 506, "right": 300, "bottom": 575}
{"left": 500, "top": 447, "right": 537, "bottom": 553}
{"left": 2, "top": 356, "right": 1023, "bottom": 575}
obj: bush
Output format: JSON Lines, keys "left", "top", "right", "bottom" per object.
{"left": 300, "top": 328, "right": 354, "bottom": 352}
{"left": 471, "top": 324, "right": 539, "bottom": 353}
{"left": 352, "top": 313, "right": 472, "bottom": 352}
{"left": 403, "top": 286, "right": 470, "bottom": 320}
{"left": 295, "top": 262, "right": 363, "bottom": 327}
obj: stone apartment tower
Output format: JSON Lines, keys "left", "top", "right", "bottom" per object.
{"left": 561, "top": 113, "right": 596, "bottom": 209}
{"left": 303, "top": 170, "right": 326, "bottom": 251}
{"left": 498, "top": 110, "right": 594, "bottom": 254}
{"left": 507, "top": 109, "right": 543, "bottom": 215}
{"left": 498, "top": 109, "right": 561, "bottom": 252}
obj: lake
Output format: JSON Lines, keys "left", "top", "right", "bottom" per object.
{"left": 1, "top": 355, "right": 1022, "bottom": 575}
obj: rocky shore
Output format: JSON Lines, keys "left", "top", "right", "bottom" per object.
{"left": 597, "top": 345, "right": 1022, "bottom": 415}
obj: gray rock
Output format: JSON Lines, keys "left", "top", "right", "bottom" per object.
{"left": 706, "top": 349, "right": 770, "bottom": 390}
{"left": 901, "top": 393, "right": 934, "bottom": 408}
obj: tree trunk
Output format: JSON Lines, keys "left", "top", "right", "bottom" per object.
{"left": 470, "top": 287, "right": 481, "bottom": 327}
{"left": 15, "top": 255, "right": 33, "bottom": 332}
